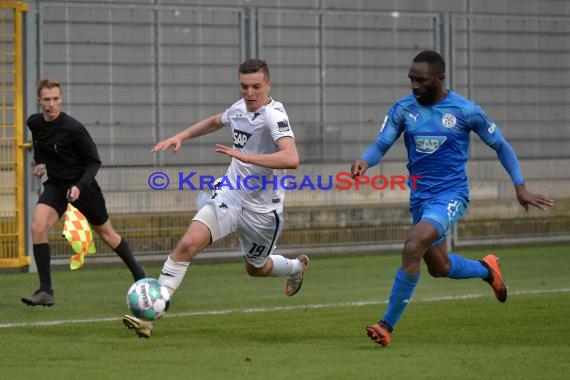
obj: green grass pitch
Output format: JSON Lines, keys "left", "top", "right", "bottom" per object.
{"left": 1, "top": 244, "right": 569, "bottom": 380}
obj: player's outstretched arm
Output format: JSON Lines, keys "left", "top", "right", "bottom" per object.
{"left": 151, "top": 113, "right": 224, "bottom": 154}
{"left": 215, "top": 136, "right": 299, "bottom": 169}
{"left": 482, "top": 132, "right": 553, "bottom": 212}
{"left": 514, "top": 184, "right": 555, "bottom": 212}
{"left": 151, "top": 135, "right": 183, "bottom": 153}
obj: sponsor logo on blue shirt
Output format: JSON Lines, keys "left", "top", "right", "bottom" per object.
{"left": 414, "top": 136, "right": 447, "bottom": 154}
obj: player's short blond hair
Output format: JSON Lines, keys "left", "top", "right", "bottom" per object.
{"left": 36, "top": 78, "right": 61, "bottom": 98}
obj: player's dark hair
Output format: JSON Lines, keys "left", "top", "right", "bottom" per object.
{"left": 238, "top": 58, "right": 270, "bottom": 80}
{"left": 36, "top": 78, "right": 61, "bottom": 98}
{"left": 412, "top": 50, "right": 445, "bottom": 74}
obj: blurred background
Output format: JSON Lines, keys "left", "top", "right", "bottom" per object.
{"left": 1, "top": 0, "right": 569, "bottom": 269}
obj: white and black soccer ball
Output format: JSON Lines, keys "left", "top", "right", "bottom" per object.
{"left": 126, "top": 278, "right": 171, "bottom": 321}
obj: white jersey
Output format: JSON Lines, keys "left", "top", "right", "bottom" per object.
{"left": 219, "top": 98, "right": 295, "bottom": 213}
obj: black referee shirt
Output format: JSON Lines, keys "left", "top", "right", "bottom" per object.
{"left": 27, "top": 112, "right": 102, "bottom": 191}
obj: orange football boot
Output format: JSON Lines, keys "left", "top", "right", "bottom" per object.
{"left": 365, "top": 321, "right": 392, "bottom": 347}
{"left": 480, "top": 254, "right": 508, "bottom": 303}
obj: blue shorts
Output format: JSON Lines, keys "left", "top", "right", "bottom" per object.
{"left": 411, "top": 192, "right": 469, "bottom": 247}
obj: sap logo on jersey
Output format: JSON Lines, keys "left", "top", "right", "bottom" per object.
{"left": 414, "top": 135, "right": 447, "bottom": 154}
{"left": 233, "top": 130, "right": 252, "bottom": 148}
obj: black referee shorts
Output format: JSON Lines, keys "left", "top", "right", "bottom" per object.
{"left": 37, "top": 179, "right": 110, "bottom": 226}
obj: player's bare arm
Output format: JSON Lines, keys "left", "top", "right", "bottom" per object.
{"left": 351, "top": 159, "right": 369, "bottom": 178}
{"left": 514, "top": 185, "right": 555, "bottom": 212}
{"left": 215, "top": 136, "right": 299, "bottom": 169}
{"left": 151, "top": 113, "right": 224, "bottom": 153}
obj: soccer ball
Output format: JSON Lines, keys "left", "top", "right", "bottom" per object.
{"left": 126, "top": 278, "right": 171, "bottom": 321}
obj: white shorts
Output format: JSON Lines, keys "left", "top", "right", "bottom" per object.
{"left": 193, "top": 191, "right": 284, "bottom": 268}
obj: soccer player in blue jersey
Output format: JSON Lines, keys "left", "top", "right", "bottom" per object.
{"left": 351, "top": 50, "right": 554, "bottom": 347}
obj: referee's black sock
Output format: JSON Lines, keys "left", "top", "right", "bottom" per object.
{"left": 33, "top": 243, "right": 53, "bottom": 292}
{"left": 114, "top": 238, "right": 146, "bottom": 281}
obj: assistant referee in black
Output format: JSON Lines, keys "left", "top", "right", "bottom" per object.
{"left": 22, "top": 78, "right": 146, "bottom": 306}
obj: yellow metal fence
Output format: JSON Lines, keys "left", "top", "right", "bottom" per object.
{"left": 0, "top": 1, "right": 30, "bottom": 268}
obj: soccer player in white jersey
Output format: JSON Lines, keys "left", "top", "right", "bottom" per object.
{"left": 123, "top": 59, "right": 309, "bottom": 338}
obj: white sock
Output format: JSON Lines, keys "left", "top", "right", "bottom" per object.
{"left": 158, "top": 255, "right": 190, "bottom": 296}
{"left": 269, "top": 255, "right": 301, "bottom": 277}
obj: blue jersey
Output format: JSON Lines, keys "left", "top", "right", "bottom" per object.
{"left": 361, "top": 91, "right": 524, "bottom": 207}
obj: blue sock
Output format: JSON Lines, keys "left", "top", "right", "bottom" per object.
{"left": 382, "top": 267, "right": 419, "bottom": 329}
{"left": 446, "top": 253, "right": 489, "bottom": 279}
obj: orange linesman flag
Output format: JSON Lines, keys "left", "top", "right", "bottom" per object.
{"left": 62, "top": 203, "right": 96, "bottom": 270}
